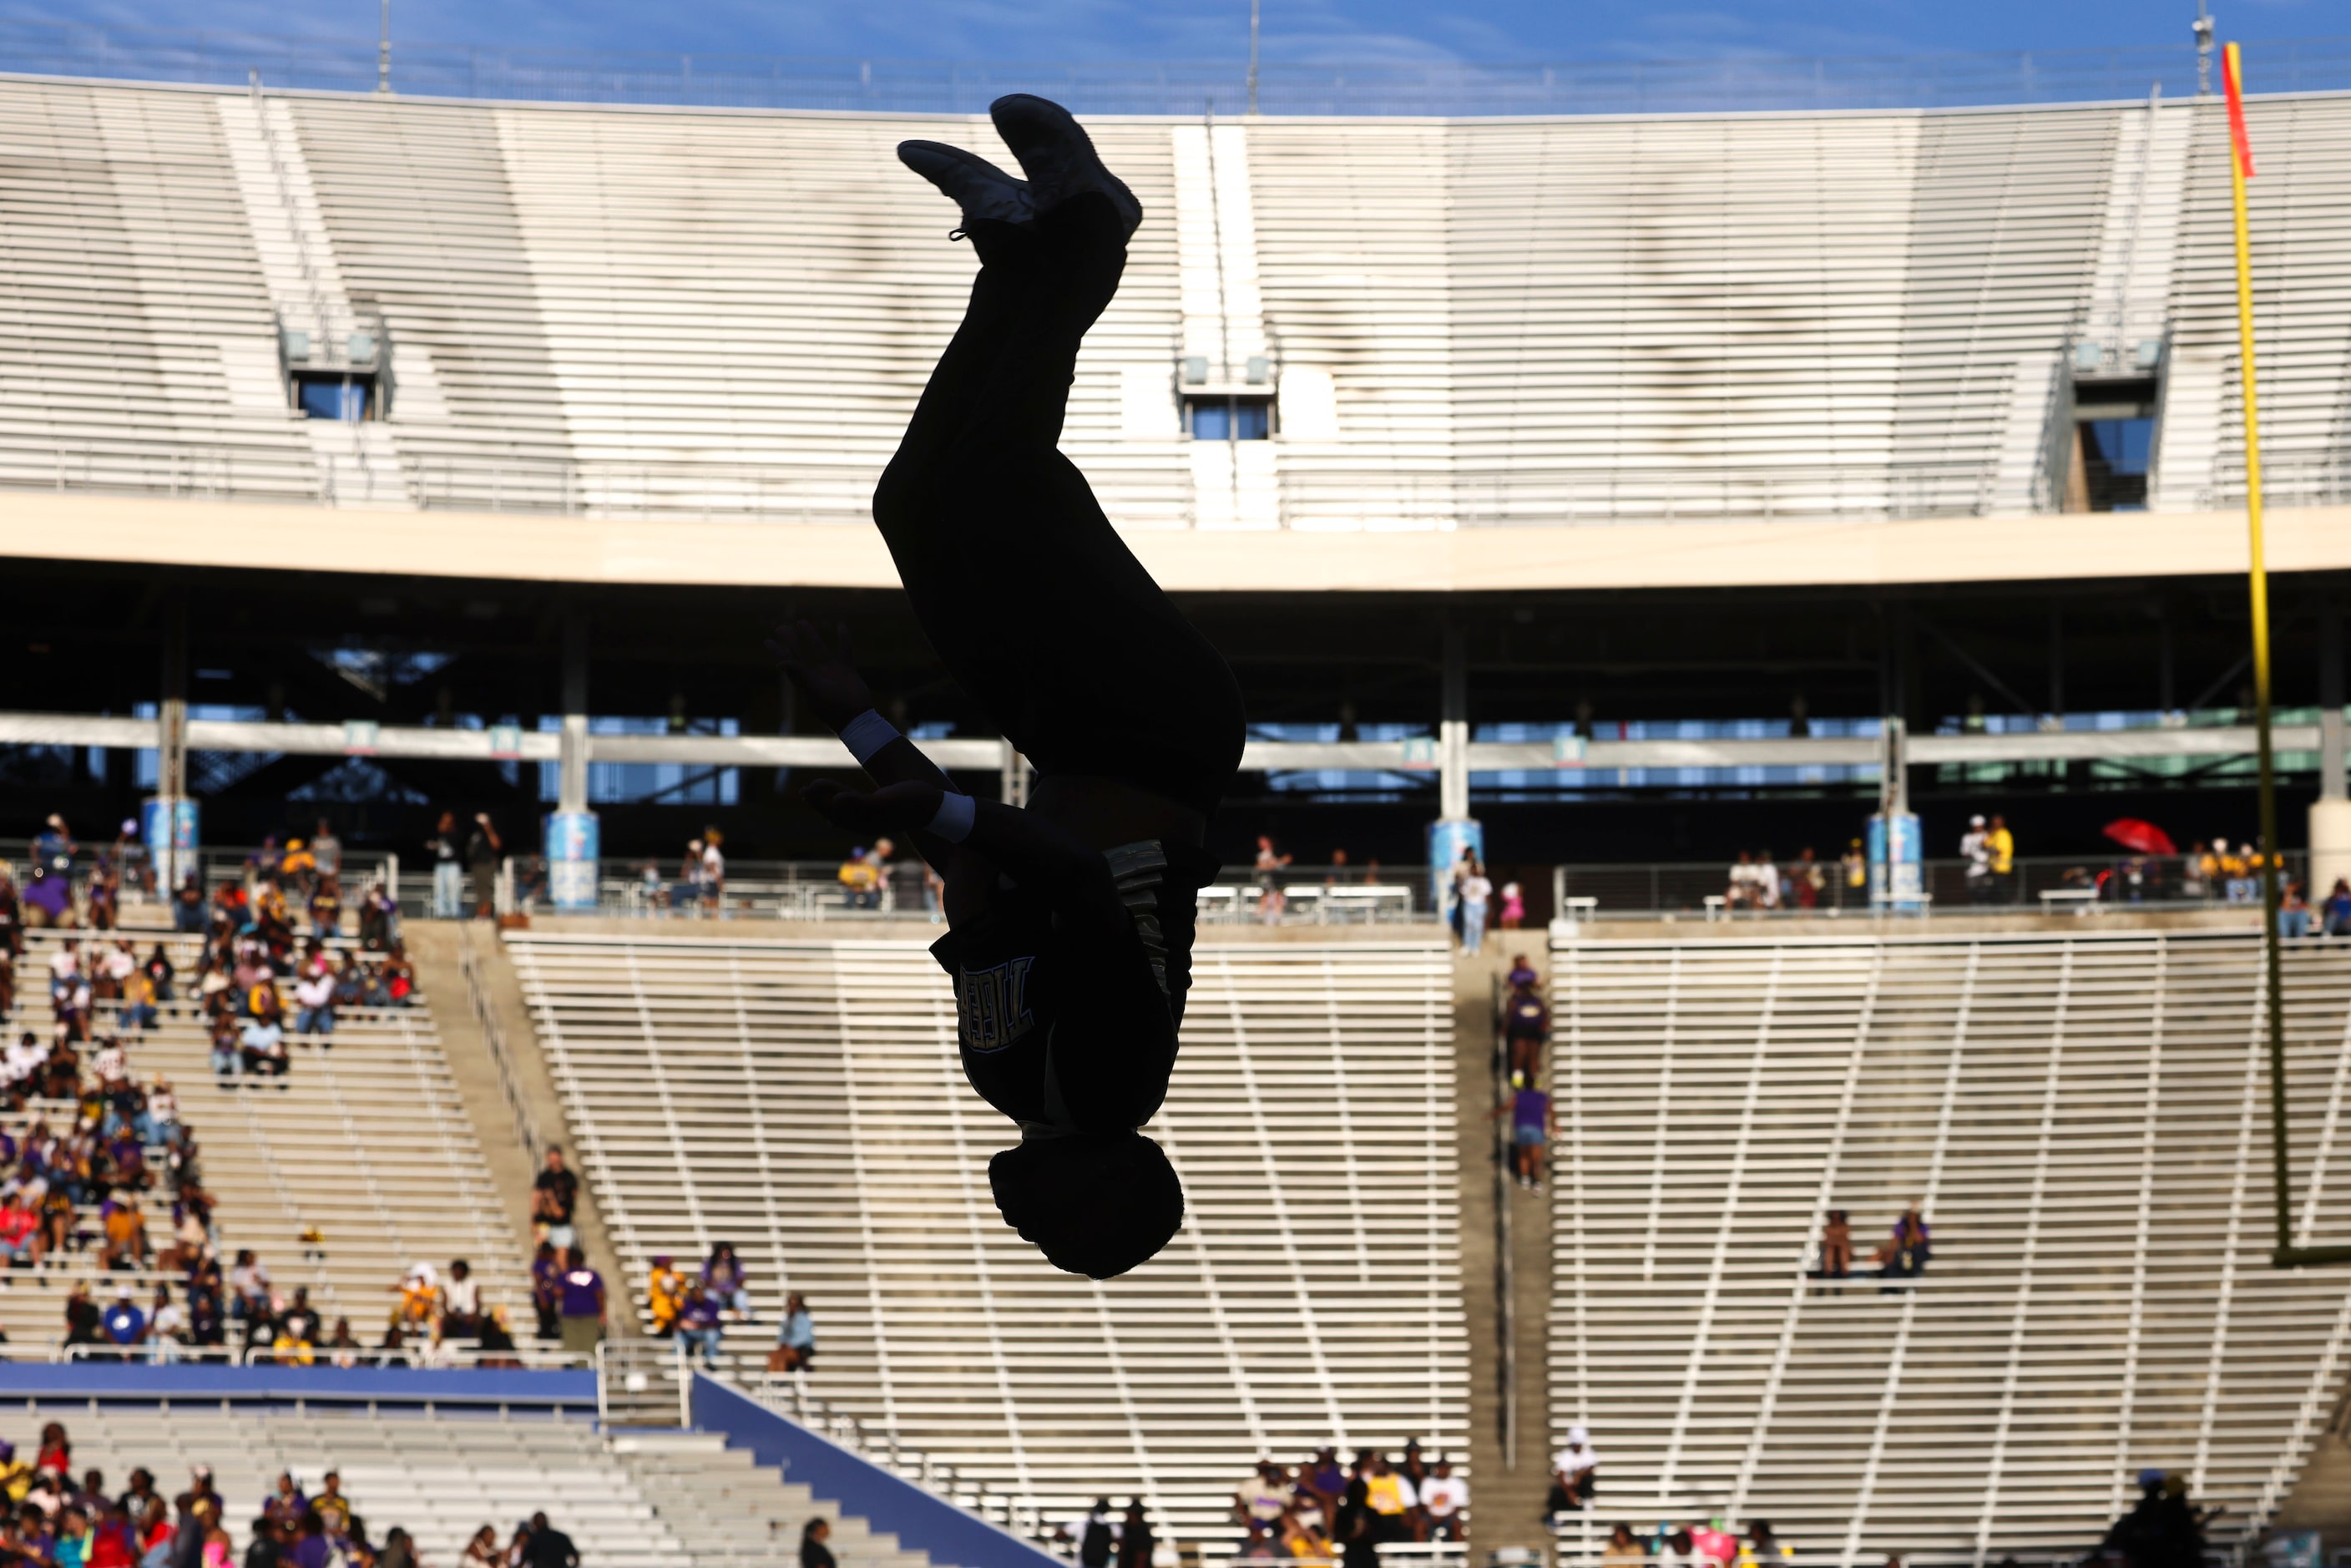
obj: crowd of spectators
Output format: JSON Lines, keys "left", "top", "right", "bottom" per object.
{"left": 184, "top": 867, "right": 411, "bottom": 1085}
{"left": 0, "top": 1425, "right": 592, "bottom": 1568}
{"left": 1722, "top": 848, "right": 1842, "bottom": 913}
{"left": 1228, "top": 1444, "right": 1465, "bottom": 1564}
{"left": 640, "top": 1242, "right": 817, "bottom": 1373}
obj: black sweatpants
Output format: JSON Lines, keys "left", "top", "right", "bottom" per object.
{"left": 872, "top": 195, "right": 1245, "bottom": 820}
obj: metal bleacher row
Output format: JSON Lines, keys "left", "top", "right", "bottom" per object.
{"left": 2, "top": 73, "right": 2346, "bottom": 526}
{"left": 1545, "top": 927, "right": 2351, "bottom": 1565}
{"left": 503, "top": 929, "right": 1468, "bottom": 1546}
{"left": 2, "top": 928, "right": 531, "bottom": 1348}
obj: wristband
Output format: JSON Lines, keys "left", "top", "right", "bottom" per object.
{"left": 838, "top": 709, "right": 902, "bottom": 767}
{"left": 928, "top": 791, "right": 976, "bottom": 843}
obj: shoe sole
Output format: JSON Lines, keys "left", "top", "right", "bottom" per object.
{"left": 988, "top": 94, "right": 1141, "bottom": 236}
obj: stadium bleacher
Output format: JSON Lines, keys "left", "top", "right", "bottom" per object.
{"left": 0, "top": 1401, "right": 933, "bottom": 1568}
{"left": 503, "top": 928, "right": 1468, "bottom": 1545}
{"left": 1, "top": 927, "right": 531, "bottom": 1351}
{"left": 1545, "top": 927, "right": 2351, "bottom": 1563}
{"left": 2, "top": 75, "right": 2345, "bottom": 528}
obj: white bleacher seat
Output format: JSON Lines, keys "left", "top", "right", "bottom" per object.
{"left": 504, "top": 930, "right": 1466, "bottom": 1549}
{"left": 2, "top": 78, "right": 2345, "bottom": 530}
{"left": 1546, "top": 926, "right": 2351, "bottom": 1564}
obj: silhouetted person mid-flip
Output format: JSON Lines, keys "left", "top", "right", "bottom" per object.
{"left": 771, "top": 95, "right": 1244, "bottom": 1280}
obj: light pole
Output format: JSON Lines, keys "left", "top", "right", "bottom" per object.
{"left": 378, "top": 0, "right": 392, "bottom": 93}
{"left": 2193, "top": 1, "right": 2214, "bottom": 94}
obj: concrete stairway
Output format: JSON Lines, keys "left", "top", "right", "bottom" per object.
{"left": 607, "top": 1428, "right": 933, "bottom": 1568}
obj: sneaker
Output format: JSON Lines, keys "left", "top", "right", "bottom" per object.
{"left": 988, "top": 94, "right": 1142, "bottom": 237}
{"left": 896, "top": 141, "right": 1034, "bottom": 230}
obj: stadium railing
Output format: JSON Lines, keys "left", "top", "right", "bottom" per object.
{"left": 1550, "top": 852, "right": 2314, "bottom": 919}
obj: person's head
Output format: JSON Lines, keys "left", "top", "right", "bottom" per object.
{"left": 544, "top": 1148, "right": 564, "bottom": 1172}
{"left": 786, "top": 1292, "right": 806, "bottom": 1312}
{"left": 988, "top": 1133, "right": 1182, "bottom": 1280}
{"left": 1432, "top": 1459, "right": 1450, "bottom": 1477}
{"left": 872, "top": 838, "right": 894, "bottom": 861}
{"left": 451, "top": 1259, "right": 469, "bottom": 1280}
{"left": 436, "top": 812, "right": 455, "bottom": 832}
{"left": 564, "top": 1247, "right": 585, "bottom": 1270}
{"left": 529, "top": 1514, "right": 549, "bottom": 1533}
{"left": 1990, "top": 815, "right": 2005, "bottom": 830}
{"left": 1610, "top": 1525, "right": 1636, "bottom": 1548}
{"left": 1125, "top": 1500, "right": 1145, "bottom": 1520}
{"left": 321, "top": 1474, "right": 339, "bottom": 1497}
{"left": 802, "top": 1519, "right": 830, "bottom": 1545}
{"left": 1567, "top": 1424, "right": 1590, "bottom": 1449}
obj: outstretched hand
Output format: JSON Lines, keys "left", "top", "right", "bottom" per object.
{"left": 801, "top": 778, "right": 947, "bottom": 836}
{"left": 766, "top": 619, "right": 875, "bottom": 732}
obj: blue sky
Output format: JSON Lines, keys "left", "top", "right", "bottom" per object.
{"left": 5, "top": 0, "right": 2331, "bottom": 63}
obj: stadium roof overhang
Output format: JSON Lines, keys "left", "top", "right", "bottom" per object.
{"left": 12, "top": 491, "right": 2351, "bottom": 594}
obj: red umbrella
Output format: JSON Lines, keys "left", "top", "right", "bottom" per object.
{"left": 2103, "top": 817, "right": 2177, "bottom": 857}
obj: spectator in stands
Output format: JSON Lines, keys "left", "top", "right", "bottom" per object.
{"left": 674, "top": 1280, "right": 725, "bottom": 1368}
{"left": 1501, "top": 975, "right": 1550, "bottom": 1087}
{"left": 556, "top": 1247, "right": 605, "bottom": 1356}
{"left": 440, "top": 1259, "right": 481, "bottom": 1340}
{"left": 1493, "top": 1079, "right": 1555, "bottom": 1191}
{"left": 1875, "top": 1203, "right": 1933, "bottom": 1288}
{"left": 1817, "top": 1210, "right": 1853, "bottom": 1285}
{"left": 0, "top": 1186, "right": 43, "bottom": 1268}
{"left": 1601, "top": 1524, "right": 1646, "bottom": 1565}
{"left": 700, "top": 831, "right": 726, "bottom": 915}
{"left": 1256, "top": 837, "right": 1293, "bottom": 925}
{"left": 646, "top": 1257, "right": 685, "bottom": 1338}
{"left": 1458, "top": 860, "right": 1493, "bottom": 954}
{"left": 98, "top": 1196, "right": 148, "bottom": 1272}
{"left": 1547, "top": 1426, "right": 1598, "bottom": 1515}
{"left": 837, "top": 847, "right": 881, "bottom": 911}
{"left": 1235, "top": 1462, "right": 1292, "bottom": 1533}
{"left": 1498, "top": 880, "right": 1525, "bottom": 930}
{"left": 1724, "top": 851, "right": 1756, "bottom": 913}
{"left": 1419, "top": 1459, "right": 1465, "bottom": 1542}
{"left": 1742, "top": 1520, "right": 1792, "bottom": 1567}
{"left": 237, "top": 1017, "right": 287, "bottom": 1083}
{"left": 1987, "top": 815, "right": 2017, "bottom": 901}
{"left": 529, "top": 1243, "right": 562, "bottom": 1342}
{"left": 426, "top": 816, "right": 464, "bottom": 920}
{"left": 290, "top": 968, "right": 333, "bottom": 1040}
{"left": 94, "top": 1284, "right": 145, "bottom": 1359}
{"left": 523, "top": 1514, "right": 578, "bottom": 1568}
{"left": 306, "top": 881, "right": 341, "bottom": 943}
{"left": 798, "top": 1520, "right": 835, "bottom": 1568}
{"left": 532, "top": 1151, "right": 579, "bottom": 1251}
{"left": 2281, "top": 881, "right": 2313, "bottom": 939}
{"left": 700, "top": 1242, "right": 750, "bottom": 1318}
{"left": 392, "top": 1264, "right": 439, "bottom": 1333}
{"left": 1840, "top": 839, "right": 1867, "bottom": 909}
{"left": 771, "top": 1292, "right": 816, "bottom": 1373}
{"left": 1115, "top": 1501, "right": 1154, "bottom": 1568}
{"left": 466, "top": 816, "right": 503, "bottom": 920}
{"left": 1069, "top": 1500, "right": 1118, "bottom": 1568}
{"left": 2326, "top": 879, "right": 2351, "bottom": 938}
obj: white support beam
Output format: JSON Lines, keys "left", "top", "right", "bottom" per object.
{"left": 0, "top": 713, "right": 2330, "bottom": 773}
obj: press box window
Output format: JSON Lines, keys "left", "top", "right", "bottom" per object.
{"left": 280, "top": 318, "right": 392, "bottom": 422}
{"left": 1188, "top": 397, "right": 1272, "bottom": 441}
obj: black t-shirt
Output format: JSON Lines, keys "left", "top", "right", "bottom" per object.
{"left": 931, "top": 840, "right": 1216, "bottom": 1136}
{"left": 428, "top": 833, "right": 462, "bottom": 866}
{"left": 466, "top": 829, "right": 499, "bottom": 870}
{"left": 534, "top": 1167, "right": 579, "bottom": 1222}
{"left": 524, "top": 1529, "right": 578, "bottom": 1568}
